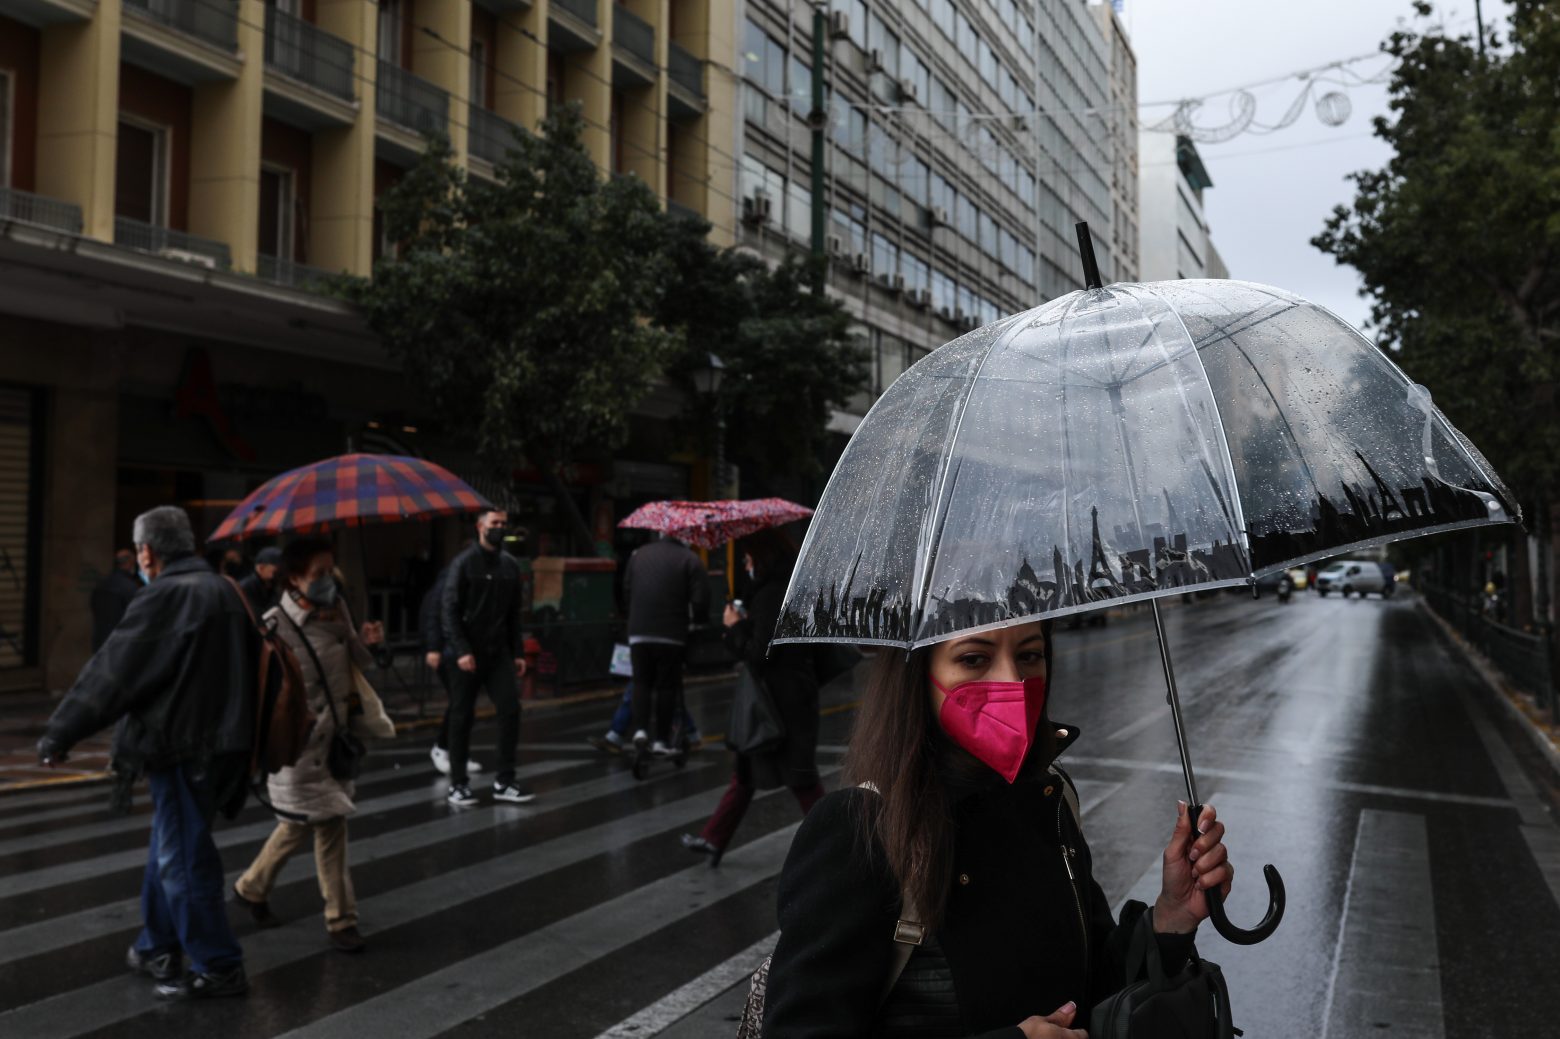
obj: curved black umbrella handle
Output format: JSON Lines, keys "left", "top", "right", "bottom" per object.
{"left": 1191, "top": 803, "right": 1285, "bottom": 945}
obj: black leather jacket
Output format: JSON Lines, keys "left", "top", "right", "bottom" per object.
{"left": 440, "top": 545, "right": 523, "bottom": 661}
{"left": 42, "top": 555, "right": 258, "bottom": 770}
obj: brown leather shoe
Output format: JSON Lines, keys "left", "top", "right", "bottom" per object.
{"left": 329, "top": 926, "right": 366, "bottom": 954}
{"left": 231, "top": 884, "right": 276, "bottom": 926}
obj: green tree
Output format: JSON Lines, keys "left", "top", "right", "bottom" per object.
{"left": 656, "top": 215, "right": 869, "bottom": 495}
{"left": 348, "top": 105, "right": 676, "bottom": 551}
{"left": 1313, "top": 0, "right": 1560, "bottom": 510}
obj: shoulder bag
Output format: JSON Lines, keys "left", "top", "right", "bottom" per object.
{"left": 281, "top": 609, "right": 366, "bottom": 782}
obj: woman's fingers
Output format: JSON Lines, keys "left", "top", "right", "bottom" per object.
{"left": 1188, "top": 820, "right": 1226, "bottom": 861}
{"left": 1192, "top": 842, "right": 1228, "bottom": 875}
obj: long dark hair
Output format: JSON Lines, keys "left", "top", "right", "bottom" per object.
{"left": 843, "top": 621, "right": 1055, "bottom": 931}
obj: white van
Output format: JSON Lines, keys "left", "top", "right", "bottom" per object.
{"left": 1313, "top": 560, "right": 1390, "bottom": 598}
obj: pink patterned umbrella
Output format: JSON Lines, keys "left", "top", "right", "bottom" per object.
{"left": 617, "top": 498, "right": 813, "bottom": 550}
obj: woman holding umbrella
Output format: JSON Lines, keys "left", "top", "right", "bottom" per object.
{"left": 761, "top": 618, "right": 1233, "bottom": 1036}
{"left": 232, "top": 538, "right": 394, "bottom": 954}
{"left": 681, "top": 530, "right": 824, "bottom": 865}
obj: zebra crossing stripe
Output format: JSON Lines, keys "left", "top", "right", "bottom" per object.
{"left": 0, "top": 768, "right": 828, "bottom": 1039}
{"left": 0, "top": 759, "right": 713, "bottom": 967}
{"left": 271, "top": 824, "right": 805, "bottom": 1039}
{"left": 0, "top": 760, "right": 577, "bottom": 900}
{"left": 592, "top": 931, "right": 779, "bottom": 1039}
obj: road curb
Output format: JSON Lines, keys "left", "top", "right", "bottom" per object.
{"left": 0, "top": 671, "right": 739, "bottom": 798}
{"left": 1417, "top": 597, "right": 1560, "bottom": 780}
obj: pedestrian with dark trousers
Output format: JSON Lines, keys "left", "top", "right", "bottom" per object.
{"left": 420, "top": 554, "right": 482, "bottom": 777}
{"left": 682, "top": 530, "right": 822, "bottom": 865}
{"left": 90, "top": 547, "right": 142, "bottom": 652}
{"left": 441, "top": 509, "right": 532, "bottom": 807}
{"left": 623, "top": 533, "right": 710, "bottom": 757}
{"left": 38, "top": 506, "right": 256, "bottom": 1000}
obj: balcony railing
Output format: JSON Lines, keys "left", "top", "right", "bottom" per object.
{"left": 123, "top": 0, "right": 238, "bottom": 51}
{"left": 469, "top": 105, "right": 524, "bottom": 166}
{"left": 552, "top": 0, "right": 596, "bottom": 28}
{"left": 114, "top": 217, "right": 232, "bottom": 270}
{"left": 612, "top": 5, "right": 653, "bottom": 66}
{"left": 0, "top": 188, "right": 84, "bottom": 235}
{"left": 668, "top": 42, "right": 704, "bottom": 99}
{"left": 257, "top": 254, "right": 331, "bottom": 290}
{"left": 265, "top": 7, "right": 355, "bottom": 102}
{"left": 376, "top": 60, "right": 448, "bottom": 136}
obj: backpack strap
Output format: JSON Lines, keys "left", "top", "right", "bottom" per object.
{"left": 858, "top": 781, "right": 924, "bottom": 1000}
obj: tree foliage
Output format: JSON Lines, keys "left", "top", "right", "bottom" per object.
{"left": 656, "top": 216, "right": 868, "bottom": 494}
{"left": 347, "top": 105, "right": 676, "bottom": 544}
{"left": 1313, "top": 0, "right": 1560, "bottom": 507}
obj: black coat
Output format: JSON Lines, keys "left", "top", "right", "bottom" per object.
{"left": 90, "top": 569, "right": 141, "bottom": 652}
{"left": 725, "top": 576, "right": 819, "bottom": 790}
{"left": 623, "top": 538, "right": 710, "bottom": 642}
{"left": 43, "top": 555, "right": 258, "bottom": 770}
{"left": 237, "top": 571, "right": 278, "bottom": 618}
{"left": 441, "top": 544, "right": 523, "bottom": 661}
{"left": 764, "top": 755, "right": 1194, "bottom": 1038}
{"left": 419, "top": 563, "right": 452, "bottom": 654}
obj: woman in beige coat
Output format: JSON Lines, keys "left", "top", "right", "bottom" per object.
{"left": 232, "top": 537, "right": 394, "bottom": 953}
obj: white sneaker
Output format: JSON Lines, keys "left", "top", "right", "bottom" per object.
{"left": 651, "top": 740, "right": 674, "bottom": 758}
{"left": 430, "top": 745, "right": 451, "bottom": 775}
{"left": 603, "top": 730, "right": 625, "bottom": 750}
{"left": 467, "top": 758, "right": 484, "bottom": 774}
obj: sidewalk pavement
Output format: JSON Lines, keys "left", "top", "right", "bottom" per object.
{"left": 0, "top": 669, "right": 736, "bottom": 797}
{"left": 1418, "top": 595, "right": 1560, "bottom": 779}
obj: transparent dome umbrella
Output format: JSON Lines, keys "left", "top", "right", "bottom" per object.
{"left": 774, "top": 224, "right": 1520, "bottom": 944}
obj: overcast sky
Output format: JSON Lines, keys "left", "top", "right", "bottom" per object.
{"left": 1123, "top": 0, "right": 1506, "bottom": 336}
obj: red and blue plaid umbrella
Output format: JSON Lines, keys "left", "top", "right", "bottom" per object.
{"left": 617, "top": 498, "right": 813, "bottom": 550}
{"left": 210, "top": 454, "right": 493, "bottom": 541}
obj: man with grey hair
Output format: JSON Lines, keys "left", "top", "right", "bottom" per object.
{"left": 40, "top": 505, "right": 258, "bottom": 1000}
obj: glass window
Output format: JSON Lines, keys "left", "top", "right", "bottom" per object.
{"left": 932, "top": 0, "right": 955, "bottom": 40}
{"left": 742, "top": 19, "right": 765, "bottom": 80}
{"left": 979, "top": 210, "right": 996, "bottom": 255}
{"left": 956, "top": 192, "right": 977, "bottom": 240}
{"left": 871, "top": 231, "right": 897, "bottom": 277}
{"left": 904, "top": 52, "right": 929, "bottom": 105}
{"left": 955, "top": 10, "right": 974, "bottom": 55}
{"left": 1018, "top": 16, "right": 1033, "bottom": 55}
{"left": 786, "top": 180, "right": 810, "bottom": 240}
{"left": 930, "top": 172, "right": 952, "bottom": 215}
{"left": 978, "top": 39, "right": 997, "bottom": 88}
{"left": 845, "top": 0, "right": 868, "bottom": 50}
{"left": 932, "top": 269, "right": 954, "bottom": 310}
{"left": 930, "top": 77, "right": 954, "bottom": 131}
{"left": 904, "top": 155, "right": 929, "bottom": 207}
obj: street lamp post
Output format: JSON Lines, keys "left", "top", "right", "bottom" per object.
{"left": 691, "top": 352, "right": 727, "bottom": 498}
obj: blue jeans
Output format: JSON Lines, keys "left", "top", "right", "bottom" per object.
{"left": 134, "top": 764, "right": 244, "bottom": 974}
{"left": 610, "top": 683, "right": 699, "bottom": 739}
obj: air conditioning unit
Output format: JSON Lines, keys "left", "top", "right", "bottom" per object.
{"left": 911, "top": 288, "right": 932, "bottom": 309}
{"left": 826, "top": 233, "right": 846, "bottom": 257}
{"left": 867, "top": 49, "right": 885, "bottom": 73}
{"left": 961, "top": 314, "right": 980, "bottom": 331}
{"left": 898, "top": 78, "right": 918, "bottom": 102}
{"left": 829, "top": 11, "right": 850, "bottom": 39}
{"left": 159, "top": 247, "right": 218, "bottom": 269}
{"left": 1012, "top": 114, "right": 1030, "bottom": 132}
{"left": 891, "top": 273, "right": 906, "bottom": 293}
{"left": 929, "top": 205, "right": 949, "bottom": 227}
{"left": 742, "top": 189, "right": 773, "bottom": 225}
{"left": 938, "top": 305, "right": 956, "bottom": 322}
{"left": 851, "top": 252, "right": 872, "bottom": 275}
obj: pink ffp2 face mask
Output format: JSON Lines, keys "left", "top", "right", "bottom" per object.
{"left": 934, "top": 674, "right": 1048, "bottom": 783}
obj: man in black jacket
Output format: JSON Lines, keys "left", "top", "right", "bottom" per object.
{"left": 90, "top": 548, "right": 141, "bottom": 652}
{"left": 623, "top": 534, "right": 709, "bottom": 756}
{"left": 236, "top": 546, "right": 281, "bottom": 616}
{"left": 440, "top": 509, "right": 530, "bottom": 807}
{"left": 39, "top": 506, "right": 256, "bottom": 1000}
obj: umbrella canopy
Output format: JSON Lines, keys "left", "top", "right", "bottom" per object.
{"left": 775, "top": 279, "right": 1518, "bottom": 649}
{"left": 210, "top": 453, "right": 493, "bottom": 541}
{"left": 618, "top": 498, "right": 814, "bottom": 550}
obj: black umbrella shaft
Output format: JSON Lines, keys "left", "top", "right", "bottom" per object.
{"left": 1151, "top": 598, "right": 1201, "bottom": 808}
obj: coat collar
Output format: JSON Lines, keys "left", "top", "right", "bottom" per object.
{"left": 157, "top": 555, "right": 210, "bottom": 579}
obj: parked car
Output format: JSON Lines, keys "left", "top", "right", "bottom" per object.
{"left": 1254, "top": 568, "right": 1304, "bottom": 602}
{"left": 1314, "top": 560, "right": 1391, "bottom": 598}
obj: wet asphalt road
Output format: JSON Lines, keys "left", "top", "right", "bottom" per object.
{"left": 1, "top": 590, "right": 1557, "bottom": 1038}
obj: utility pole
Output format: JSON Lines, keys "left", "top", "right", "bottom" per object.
{"left": 809, "top": 3, "right": 828, "bottom": 293}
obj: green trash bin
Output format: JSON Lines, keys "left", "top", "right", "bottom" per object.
{"left": 530, "top": 557, "right": 618, "bottom": 690}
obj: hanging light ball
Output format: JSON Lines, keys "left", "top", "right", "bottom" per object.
{"left": 1315, "top": 91, "right": 1352, "bottom": 127}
